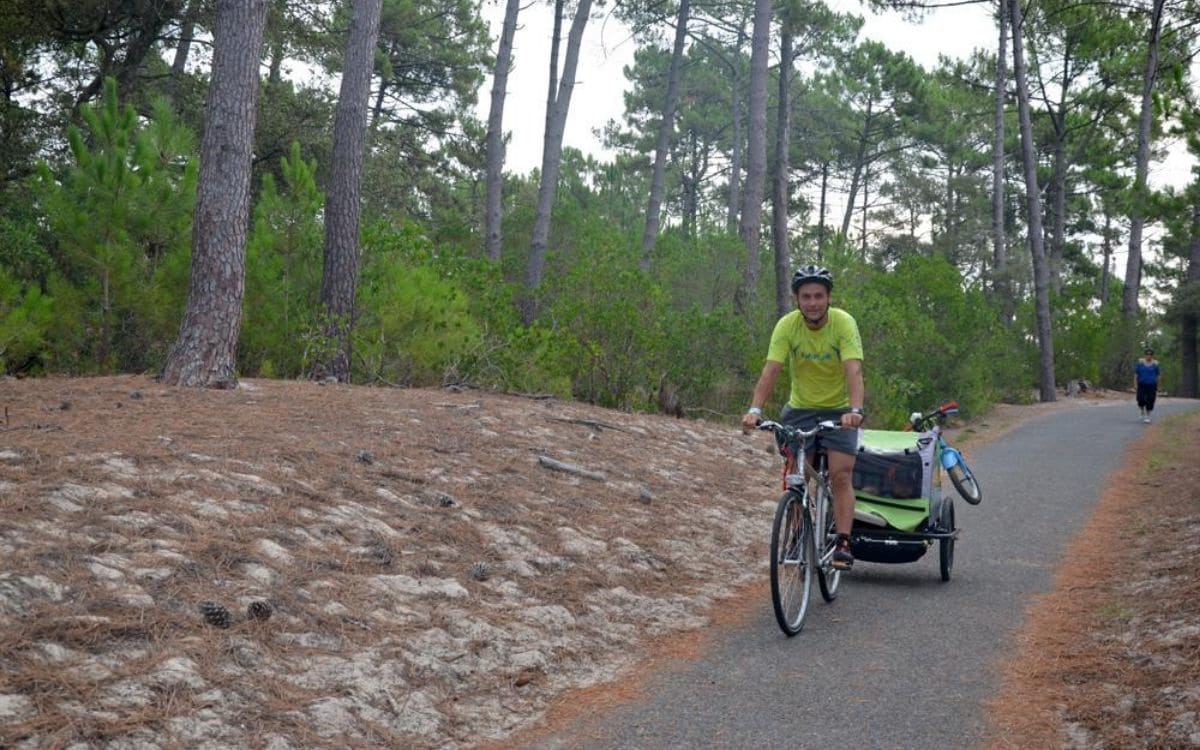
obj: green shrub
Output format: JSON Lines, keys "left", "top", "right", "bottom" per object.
{"left": 353, "top": 224, "right": 481, "bottom": 385}
{"left": 240, "top": 143, "right": 324, "bottom": 377}
{"left": 0, "top": 267, "right": 55, "bottom": 374}
{"left": 32, "top": 80, "right": 196, "bottom": 372}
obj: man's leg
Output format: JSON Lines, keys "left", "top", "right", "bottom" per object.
{"left": 827, "top": 449, "right": 858, "bottom": 570}
{"left": 827, "top": 450, "right": 857, "bottom": 536}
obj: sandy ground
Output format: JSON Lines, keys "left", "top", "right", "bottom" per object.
{"left": 0, "top": 376, "right": 1193, "bottom": 749}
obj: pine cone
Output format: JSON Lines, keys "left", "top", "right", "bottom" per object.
{"left": 198, "top": 600, "right": 233, "bottom": 629}
{"left": 470, "top": 562, "right": 491, "bottom": 581}
{"left": 247, "top": 600, "right": 273, "bottom": 621}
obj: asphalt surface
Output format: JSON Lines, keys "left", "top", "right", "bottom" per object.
{"left": 525, "top": 398, "right": 1199, "bottom": 750}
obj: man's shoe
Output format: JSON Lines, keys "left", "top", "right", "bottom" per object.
{"left": 1144, "top": 416, "right": 1152, "bottom": 424}
{"left": 832, "top": 539, "right": 854, "bottom": 570}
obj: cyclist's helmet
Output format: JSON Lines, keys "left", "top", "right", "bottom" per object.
{"left": 791, "top": 265, "right": 833, "bottom": 293}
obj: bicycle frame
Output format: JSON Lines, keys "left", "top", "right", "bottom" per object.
{"left": 779, "top": 440, "right": 837, "bottom": 569}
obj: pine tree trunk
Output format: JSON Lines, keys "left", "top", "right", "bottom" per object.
{"left": 683, "top": 131, "right": 700, "bottom": 239}
{"left": 1124, "top": 0, "right": 1165, "bottom": 319}
{"left": 1180, "top": 197, "right": 1200, "bottom": 398}
{"left": 484, "top": 0, "right": 521, "bottom": 262}
{"left": 861, "top": 160, "right": 870, "bottom": 256}
{"left": 992, "top": 0, "right": 1008, "bottom": 303}
{"left": 545, "top": 0, "right": 564, "bottom": 142}
{"left": 735, "top": 0, "right": 771, "bottom": 316}
{"left": 818, "top": 162, "right": 828, "bottom": 260}
{"left": 1101, "top": 210, "right": 1113, "bottom": 305}
{"left": 841, "top": 101, "right": 873, "bottom": 239}
{"left": 521, "top": 0, "right": 593, "bottom": 325}
{"left": 1048, "top": 135, "right": 1067, "bottom": 293}
{"left": 161, "top": 0, "right": 269, "bottom": 388}
{"left": 171, "top": 0, "right": 197, "bottom": 76}
{"left": 772, "top": 26, "right": 793, "bottom": 319}
{"left": 313, "top": 0, "right": 384, "bottom": 383}
{"left": 640, "top": 0, "right": 691, "bottom": 268}
{"left": 727, "top": 23, "right": 746, "bottom": 233}
{"left": 1010, "top": 0, "right": 1056, "bottom": 402}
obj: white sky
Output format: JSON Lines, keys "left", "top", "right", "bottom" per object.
{"left": 476, "top": 0, "right": 1192, "bottom": 188}
{"left": 478, "top": 0, "right": 1000, "bottom": 174}
{"left": 474, "top": 0, "right": 1195, "bottom": 292}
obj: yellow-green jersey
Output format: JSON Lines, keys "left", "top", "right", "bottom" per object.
{"left": 766, "top": 307, "right": 864, "bottom": 409}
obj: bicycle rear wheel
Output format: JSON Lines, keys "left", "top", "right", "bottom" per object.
{"left": 770, "top": 490, "right": 815, "bottom": 636}
{"left": 948, "top": 460, "right": 982, "bottom": 505}
{"left": 939, "top": 499, "right": 956, "bottom": 582}
{"left": 817, "top": 488, "right": 841, "bottom": 602}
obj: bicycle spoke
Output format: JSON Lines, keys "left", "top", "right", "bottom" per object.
{"left": 771, "top": 491, "right": 813, "bottom": 635}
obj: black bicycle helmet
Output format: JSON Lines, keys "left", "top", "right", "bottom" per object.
{"left": 791, "top": 265, "right": 833, "bottom": 293}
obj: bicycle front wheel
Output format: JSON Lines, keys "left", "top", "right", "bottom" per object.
{"left": 770, "top": 490, "right": 815, "bottom": 636}
{"left": 948, "top": 460, "right": 982, "bottom": 505}
{"left": 817, "top": 490, "right": 842, "bottom": 602}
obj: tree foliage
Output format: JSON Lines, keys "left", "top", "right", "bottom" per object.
{"left": 2, "top": 0, "right": 1198, "bottom": 410}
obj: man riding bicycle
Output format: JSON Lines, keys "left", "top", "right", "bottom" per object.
{"left": 741, "top": 265, "right": 865, "bottom": 570}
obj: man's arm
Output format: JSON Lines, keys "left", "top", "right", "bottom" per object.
{"left": 742, "top": 360, "right": 784, "bottom": 432}
{"left": 842, "top": 358, "right": 865, "bottom": 428}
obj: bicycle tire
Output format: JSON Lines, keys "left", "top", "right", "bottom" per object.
{"left": 817, "top": 489, "right": 841, "bottom": 602}
{"left": 948, "top": 460, "right": 982, "bottom": 505}
{"left": 939, "top": 499, "right": 955, "bottom": 582}
{"left": 770, "top": 490, "right": 815, "bottom": 636}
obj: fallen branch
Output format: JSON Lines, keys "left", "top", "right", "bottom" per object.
{"left": 536, "top": 455, "right": 607, "bottom": 482}
{"left": 547, "top": 416, "right": 630, "bottom": 433}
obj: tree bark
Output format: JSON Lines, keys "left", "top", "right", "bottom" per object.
{"left": 1100, "top": 209, "right": 1113, "bottom": 305}
{"left": 861, "top": 159, "right": 870, "bottom": 256}
{"left": 313, "top": 0, "right": 384, "bottom": 383}
{"left": 161, "top": 0, "right": 269, "bottom": 388}
{"left": 484, "top": 0, "right": 521, "bottom": 262}
{"left": 640, "top": 0, "right": 691, "bottom": 268}
{"left": 545, "top": 0, "right": 565, "bottom": 148}
{"left": 735, "top": 0, "right": 771, "bottom": 316}
{"left": 1048, "top": 135, "right": 1067, "bottom": 293}
{"left": 727, "top": 22, "right": 747, "bottom": 233}
{"left": 1124, "top": 0, "right": 1165, "bottom": 319}
{"left": 1010, "top": 0, "right": 1056, "bottom": 402}
{"left": 682, "top": 130, "right": 701, "bottom": 238}
{"left": 772, "top": 25, "right": 793, "bottom": 319}
{"left": 521, "top": 0, "right": 593, "bottom": 325}
{"left": 841, "top": 99, "right": 873, "bottom": 239}
{"left": 992, "top": 0, "right": 1008, "bottom": 304}
{"left": 1180, "top": 196, "right": 1200, "bottom": 398}
{"left": 171, "top": 0, "right": 198, "bottom": 77}
{"left": 818, "top": 161, "right": 828, "bottom": 260}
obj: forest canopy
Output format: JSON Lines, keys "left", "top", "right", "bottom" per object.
{"left": 2, "top": 0, "right": 1198, "bottom": 422}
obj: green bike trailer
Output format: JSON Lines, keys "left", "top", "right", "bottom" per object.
{"left": 850, "top": 428, "right": 956, "bottom": 566}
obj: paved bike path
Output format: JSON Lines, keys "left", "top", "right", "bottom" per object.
{"left": 525, "top": 398, "right": 1198, "bottom": 749}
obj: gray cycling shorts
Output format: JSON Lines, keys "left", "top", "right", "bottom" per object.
{"left": 779, "top": 406, "right": 862, "bottom": 457}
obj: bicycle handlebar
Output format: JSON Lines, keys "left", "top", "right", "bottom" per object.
{"left": 756, "top": 418, "right": 842, "bottom": 441}
{"left": 909, "top": 401, "right": 960, "bottom": 430}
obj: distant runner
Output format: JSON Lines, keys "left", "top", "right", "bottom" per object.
{"left": 1135, "top": 347, "right": 1160, "bottom": 424}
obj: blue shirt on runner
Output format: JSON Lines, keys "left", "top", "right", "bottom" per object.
{"left": 1135, "top": 359, "right": 1160, "bottom": 386}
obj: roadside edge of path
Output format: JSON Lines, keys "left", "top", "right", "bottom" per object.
{"left": 494, "top": 395, "right": 1112, "bottom": 749}
{"left": 981, "top": 406, "right": 1200, "bottom": 749}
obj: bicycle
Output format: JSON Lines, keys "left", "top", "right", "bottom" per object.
{"left": 756, "top": 418, "right": 844, "bottom": 636}
{"left": 908, "top": 401, "right": 982, "bottom": 506}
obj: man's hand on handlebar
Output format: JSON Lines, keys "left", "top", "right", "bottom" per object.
{"left": 741, "top": 411, "right": 761, "bottom": 434}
